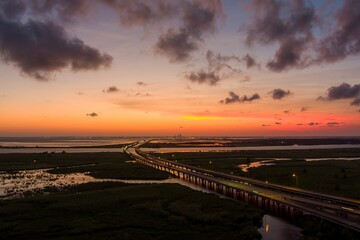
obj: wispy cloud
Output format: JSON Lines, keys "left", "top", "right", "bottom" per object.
{"left": 137, "top": 81, "right": 147, "bottom": 86}
{"left": 86, "top": 112, "right": 98, "bottom": 117}
{"left": 104, "top": 86, "right": 120, "bottom": 93}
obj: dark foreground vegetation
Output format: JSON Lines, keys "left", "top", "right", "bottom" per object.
{"left": 0, "top": 182, "right": 263, "bottom": 240}
{"left": 1, "top": 151, "right": 359, "bottom": 240}
{"left": 152, "top": 149, "right": 360, "bottom": 199}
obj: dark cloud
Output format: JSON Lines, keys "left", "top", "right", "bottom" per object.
{"left": 242, "top": 54, "right": 258, "bottom": 68}
{"left": 101, "top": 1, "right": 223, "bottom": 62}
{"left": 206, "top": 50, "right": 241, "bottom": 70}
{"left": 296, "top": 123, "right": 303, "bottom": 126}
{"left": 105, "top": 86, "right": 119, "bottom": 93}
{"left": 86, "top": 112, "right": 98, "bottom": 117}
{"left": 283, "top": 110, "right": 290, "bottom": 114}
{"left": 351, "top": 98, "right": 360, "bottom": 106}
{"left": 186, "top": 70, "right": 220, "bottom": 86}
{"left": 275, "top": 122, "right": 282, "bottom": 125}
{"left": 29, "top": 0, "right": 91, "bottom": 23}
{"left": 135, "top": 92, "right": 151, "bottom": 97}
{"left": 181, "top": 1, "right": 219, "bottom": 38}
{"left": 0, "top": 1, "right": 223, "bottom": 79}
{"left": 270, "top": 88, "right": 293, "bottom": 100}
{"left": 0, "top": 0, "right": 26, "bottom": 19}
{"left": 319, "top": 83, "right": 360, "bottom": 107}
{"left": 155, "top": 28, "right": 198, "bottom": 62}
{"left": 316, "top": 0, "right": 360, "bottom": 63}
{"left": 240, "top": 75, "right": 251, "bottom": 82}
{"left": 245, "top": 0, "right": 360, "bottom": 71}
{"left": 324, "top": 83, "right": 360, "bottom": 100}
{"left": 0, "top": 18, "right": 112, "bottom": 81}
{"left": 155, "top": 1, "right": 223, "bottom": 62}
{"left": 0, "top": 1, "right": 112, "bottom": 81}
{"left": 308, "top": 122, "right": 320, "bottom": 126}
{"left": 300, "top": 106, "right": 308, "bottom": 112}
{"left": 266, "top": 37, "right": 309, "bottom": 71}
{"left": 219, "top": 91, "right": 260, "bottom": 104}
{"left": 246, "top": 0, "right": 315, "bottom": 44}
{"left": 137, "top": 81, "right": 147, "bottom": 86}
{"left": 100, "top": 0, "right": 174, "bottom": 27}
{"left": 245, "top": 0, "right": 316, "bottom": 71}
{"left": 327, "top": 122, "right": 340, "bottom": 127}
{"left": 261, "top": 124, "right": 271, "bottom": 127}
{"left": 186, "top": 50, "right": 244, "bottom": 86}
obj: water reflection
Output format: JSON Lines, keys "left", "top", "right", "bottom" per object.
{"left": 259, "top": 215, "right": 302, "bottom": 240}
{"left": 142, "top": 144, "right": 360, "bottom": 153}
{"left": 305, "top": 157, "right": 360, "bottom": 161}
{"left": 0, "top": 137, "right": 140, "bottom": 147}
{"left": 0, "top": 148, "right": 124, "bottom": 154}
{"left": 238, "top": 161, "right": 275, "bottom": 172}
{"left": 0, "top": 170, "right": 219, "bottom": 200}
{"left": 0, "top": 170, "right": 95, "bottom": 199}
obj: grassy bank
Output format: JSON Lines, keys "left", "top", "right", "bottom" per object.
{"left": 0, "top": 182, "right": 263, "bottom": 240}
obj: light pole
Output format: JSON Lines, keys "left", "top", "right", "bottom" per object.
{"left": 265, "top": 180, "right": 268, "bottom": 196}
{"left": 292, "top": 173, "right": 298, "bottom": 187}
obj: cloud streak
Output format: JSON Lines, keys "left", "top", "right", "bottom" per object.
{"left": 86, "top": 112, "right": 98, "bottom": 117}
{"left": 104, "top": 86, "right": 119, "bottom": 93}
{"left": 137, "top": 81, "right": 147, "bottom": 86}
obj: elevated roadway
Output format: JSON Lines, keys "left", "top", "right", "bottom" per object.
{"left": 124, "top": 141, "right": 360, "bottom": 232}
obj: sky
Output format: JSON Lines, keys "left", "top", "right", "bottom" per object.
{"left": 0, "top": 0, "right": 360, "bottom": 137}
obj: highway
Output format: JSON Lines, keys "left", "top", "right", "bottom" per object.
{"left": 124, "top": 141, "right": 360, "bottom": 232}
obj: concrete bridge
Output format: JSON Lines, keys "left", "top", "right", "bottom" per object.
{"left": 124, "top": 142, "right": 360, "bottom": 232}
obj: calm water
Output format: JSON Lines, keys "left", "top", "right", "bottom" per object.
{"left": 142, "top": 144, "right": 360, "bottom": 153}
{"left": 0, "top": 137, "right": 142, "bottom": 147}
{"left": 0, "top": 169, "right": 95, "bottom": 199}
{"left": 0, "top": 147, "right": 124, "bottom": 154}
{"left": 259, "top": 215, "right": 302, "bottom": 240}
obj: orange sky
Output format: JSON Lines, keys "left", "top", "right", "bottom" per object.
{"left": 0, "top": 0, "right": 359, "bottom": 136}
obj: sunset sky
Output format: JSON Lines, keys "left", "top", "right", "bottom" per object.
{"left": 0, "top": 0, "right": 359, "bottom": 136}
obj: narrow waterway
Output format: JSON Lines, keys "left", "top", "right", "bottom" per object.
{"left": 259, "top": 215, "right": 302, "bottom": 240}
